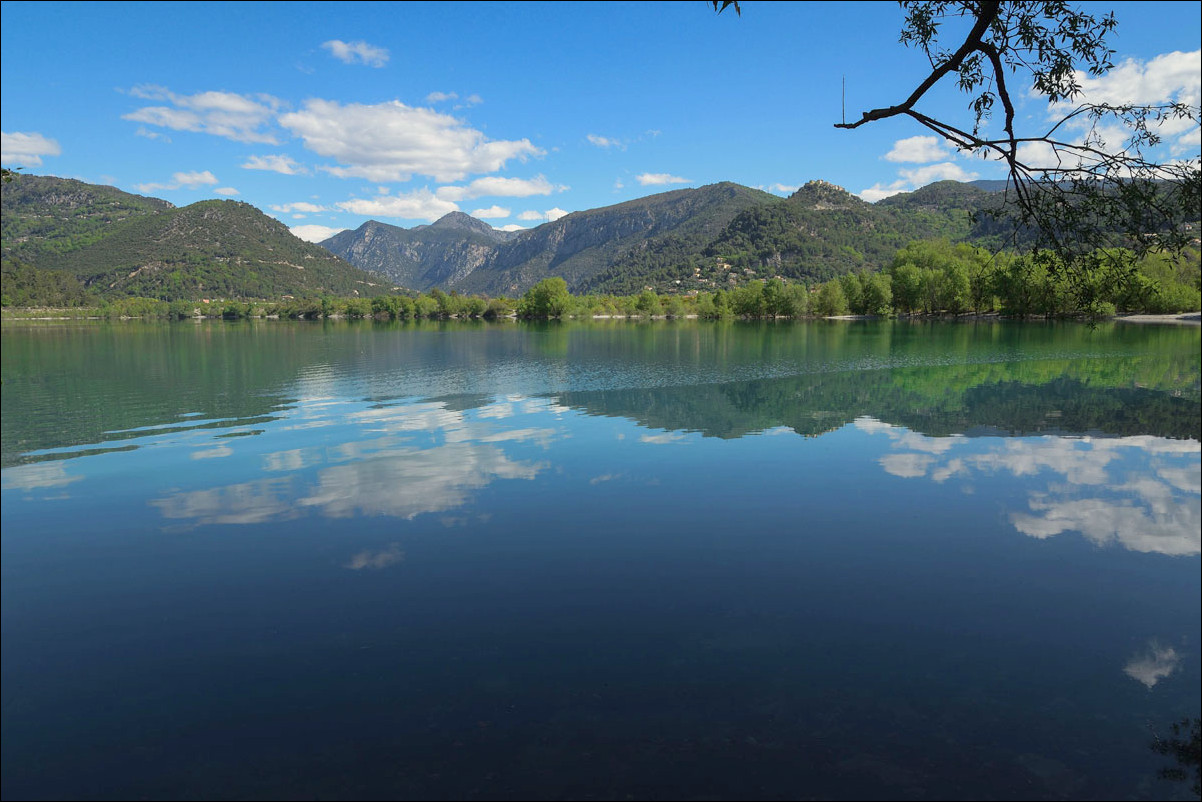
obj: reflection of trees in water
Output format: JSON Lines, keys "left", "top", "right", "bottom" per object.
{"left": 4, "top": 319, "right": 1199, "bottom": 466}
{"left": 559, "top": 369, "right": 1202, "bottom": 443}
{"left": 1152, "top": 717, "right": 1201, "bottom": 798}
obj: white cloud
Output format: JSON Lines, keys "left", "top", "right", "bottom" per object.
{"left": 321, "top": 39, "right": 390, "bottom": 68}
{"left": 214, "top": 187, "right": 239, "bottom": 196}
{"left": 767, "top": 183, "right": 799, "bottom": 195}
{"left": 174, "top": 170, "right": 219, "bottom": 188}
{"left": 122, "top": 85, "right": 283, "bottom": 144}
{"left": 0, "top": 131, "right": 61, "bottom": 166}
{"left": 636, "top": 172, "right": 690, "bottom": 186}
{"left": 241, "top": 154, "right": 307, "bottom": 175}
{"left": 470, "top": 205, "right": 510, "bottom": 219}
{"left": 427, "top": 91, "right": 458, "bottom": 103}
{"left": 336, "top": 187, "right": 460, "bottom": 220}
{"left": 857, "top": 181, "right": 910, "bottom": 202}
{"left": 898, "top": 162, "right": 979, "bottom": 185}
{"left": 134, "top": 127, "right": 170, "bottom": 142}
{"left": 435, "top": 174, "right": 564, "bottom": 201}
{"left": 271, "top": 201, "right": 327, "bottom": 213}
{"left": 517, "top": 207, "right": 570, "bottom": 223}
{"left": 290, "top": 224, "right": 345, "bottom": 242}
{"left": 133, "top": 170, "right": 219, "bottom": 193}
{"left": 1042, "top": 50, "right": 1202, "bottom": 165}
{"left": 1068, "top": 50, "right": 1201, "bottom": 109}
{"left": 587, "top": 133, "right": 624, "bottom": 149}
{"left": 858, "top": 162, "right": 978, "bottom": 202}
{"left": 497, "top": 224, "right": 527, "bottom": 232}
{"left": 884, "top": 135, "right": 952, "bottom": 163}
{"left": 279, "top": 99, "right": 543, "bottom": 183}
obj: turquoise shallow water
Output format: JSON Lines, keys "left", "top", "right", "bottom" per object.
{"left": 2, "top": 318, "right": 1199, "bottom": 800}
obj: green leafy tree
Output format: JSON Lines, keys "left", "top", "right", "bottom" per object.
{"left": 517, "top": 277, "right": 572, "bottom": 318}
{"left": 815, "top": 279, "right": 849, "bottom": 316}
{"left": 861, "top": 272, "right": 894, "bottom": 316}
{"left": 714, "top": 1, "right": 1201, "bottom": 307}
{"left": 891, "top": 262, "right": 924, "bottom": 314}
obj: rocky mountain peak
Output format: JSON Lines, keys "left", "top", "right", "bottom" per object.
{"left": 789, "top": 179, "right": 864, "bottom": 210}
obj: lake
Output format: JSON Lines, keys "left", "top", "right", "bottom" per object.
{"left": 2, "top": 318, "right": 1199, "bottom": 800}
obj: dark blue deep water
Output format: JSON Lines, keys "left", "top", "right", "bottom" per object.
{"left": 2, "top": 319, "right": 1199, "bottom": 800}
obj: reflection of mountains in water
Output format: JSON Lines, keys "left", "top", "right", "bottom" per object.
{"left": 556, "top": 370, "right": 1202, "bottom": 442}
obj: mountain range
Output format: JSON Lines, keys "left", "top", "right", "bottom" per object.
{"left": 321, "top": 179, "right": 1014, "bottom": 296}
{"left": 4, "top": 173, "right": 1019, "bottom": 304}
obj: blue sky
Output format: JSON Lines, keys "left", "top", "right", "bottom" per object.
{"left": 2, "top": 1, "right": 1199, "bottom": 241}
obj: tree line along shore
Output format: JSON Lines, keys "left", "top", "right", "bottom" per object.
{"left": 3, "top": 239, "right": 1198, "bottom": 322}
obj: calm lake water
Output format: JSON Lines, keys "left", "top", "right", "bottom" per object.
{"left": 2, "top": 319, "right": 1199, "bottom": 801}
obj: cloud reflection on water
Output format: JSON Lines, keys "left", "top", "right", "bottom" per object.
{"left": 856, "top": 417, "right": 1201, "bottom": 556}
{"left": 151, "top": 397, "right": 557, "bottom": 529}
{"left": 1123, "top": 641, "right": 1181, "bottom": 688}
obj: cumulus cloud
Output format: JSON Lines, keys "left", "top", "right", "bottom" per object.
{"left": 279, "top": 99, "right": 542, "bottom": 183}
{"left": 899, "top": 162, "right": 979, "bottom": 185}
{"left": 321, "top": 39, "right": 390, "bottom": 68}
{"left": 176, "top": 170, "right": 219, "bottom": 187}
{"left": 587, "top": 133, "right": 624, "bottom": 149}
{"left": 426, "top": 91, "right": 457, "bottom": 103}
{"left": 517, "top": 207, "right": 570, "bottom": 223}
{"left": 858, "top": 162, "right": 979, "bottom": 202}
{"left": 497, "top": 223, "right": 528, "bottom": 232}
{"left": 636, "top": 172, "right": 690, "bottom": 186}
{"left": 290, "top": 224, "right": 345, "bottom": 243}
{"left": 336, "top": 187, "right": 460, "bottom": 221}
{"left": 435, "top": 174, "right": 563, "bottom": 201}
{"left": 122, "top": 85, "right": 283, "bottom": 144}
{"left": 271, "top": 201, "right": 327, "bottom": 213}
{"left": 857, "top": 181, "right": 910, "bottom": 202}
{"left": 1, "top": 131, "right": 61, "bottom": 166}
{"left": 135, "top": 127, "right": 170, "bottom": 142}
{"left": 133, "top": 170, "right": 220, "bottom": 193}
{"left": 470, "top": 205, "right": 510, "bottom": 219}
{"left": 242, "top": 154, "right": 307, "bottom": 175}
{"left": 214, "top": 187, "right": 239, "bottom": 196}
{"left": 1023, "top": 50, "right": 1202, "bottom": 168}
{"left": 884, "top": 135, "right": 953, "bottom": 163}
{"left": 767, "top": 183, "right": 800, "bottom": 195}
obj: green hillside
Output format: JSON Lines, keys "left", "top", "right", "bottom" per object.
{"left": 1, "top": 174, "right": 173, "bottom": 264}
{"left": 2, "top": 176, "right": 388, "bottom": 302}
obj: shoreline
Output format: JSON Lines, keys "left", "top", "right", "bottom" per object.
{"left": 1114, "top": 313, "right": 1201, "bottom": 325}
{"left": 3, "top": 310, "right": 1201, "bottom": 324}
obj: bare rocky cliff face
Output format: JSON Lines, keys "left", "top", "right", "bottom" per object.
{"left": 322, "top": 216, "right": 510, "bottom": 291}
{"left": 322, "top": 183, "right": 775, "bottom": 295}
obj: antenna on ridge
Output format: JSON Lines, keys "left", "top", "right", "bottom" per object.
{"left": 842, "top": 75, "right": 846, "bottom": 125}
